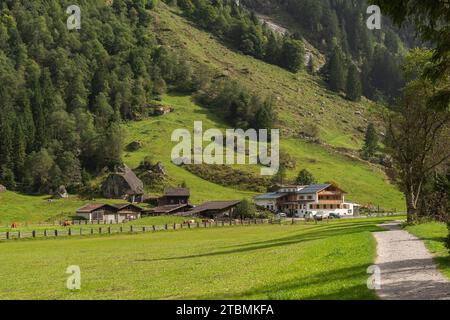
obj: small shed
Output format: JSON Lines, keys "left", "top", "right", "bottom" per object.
{"left": 158, "top": 188, "right": 190, "bottom": 206}
{"left": 76, "top": 203, "right": 143, "bottom": 223}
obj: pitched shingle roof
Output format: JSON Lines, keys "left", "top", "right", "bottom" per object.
{"left": 164, "top": 188, "right": 190, "bottom": 197}
{"left": 296, "top": 184, "right": 332, "bottom": 194}
{"left": 189, "top": 200, "right": 241, "bottom": 214}
{"left": 76, "top": 204, "right": 112, "bottom": 213}
{"left": 146, "top": 204, "right": 193, "bottom": 214}
{"left": 255, "top": 192, "right": 288, "bottom": 200}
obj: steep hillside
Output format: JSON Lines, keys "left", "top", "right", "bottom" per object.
{"left": 152, "top": 4, "right": 384, "bottom": 150}
{"left": 123, "top": 93, "right": 403, "bottom": 210}
{"left": 133, "top": 3, "right": 404, "bottom": 209}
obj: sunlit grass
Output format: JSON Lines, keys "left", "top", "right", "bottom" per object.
{"left": 0, "top": 216, "right": 401, "bottom": 300}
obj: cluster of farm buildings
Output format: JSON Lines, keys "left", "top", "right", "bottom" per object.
{"left": 76, "top": 183, "right": 359, "bottom": 223}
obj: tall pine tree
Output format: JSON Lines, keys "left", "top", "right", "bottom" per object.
{"left": 346, "top": 63, "right": 362, "bottom": 101}
{"left": 328, "top": 46, "right": 346, "bottom": 93}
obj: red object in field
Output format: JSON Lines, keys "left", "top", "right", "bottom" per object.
{"left": 11, "top": 222, "right": 17, "bottom": 228}
{"left": 63, "top": 221, "right": 73, "bottom": 227}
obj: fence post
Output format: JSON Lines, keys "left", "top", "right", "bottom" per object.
{"left": 6, "top": 231, "right": 9, "bottom": 240}
{"left": 188, "top": 223, "right": 191, "bottom": 229}
{"left": 44, "top": 229, "right": 47, "bottom": 237}
{"left": 142, "top": 226, "right": 146, "bottom": 232}
{"left": 91, "top": 228, "right": 93, "bottom": 235}
{"left": 54, "top": 230, "right": 58, "bottom": 237}
{"left": 99, "top": 227, "right": 102, "bottom": 234}
{"left": 165, "top": 224, "right": 168, "bottom": 230}
{"left": 108, "top": 227, "right": 112, "bottom": 234}
{"left": 153, "top": 225, "right": 156, "bottom": 232}
{"left": 120, "top": 226, "right": 123, "bottom": 233}
{"left": 32, "top": 230, "right": 36, "bottom": 238}
{"left": 197, "top": 222, "right": 200, "bottom": 228}
{"left": 130, "top": 225, "right": 133, "bottom": 233}
{"left": 173, "top": 223, "right": 176, "bottom": 230}
{"left": 68, "top": 228, "right": 72, "bottom": 236}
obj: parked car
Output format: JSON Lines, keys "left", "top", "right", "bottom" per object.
{"left": 276, "top": 213, "right": 287, "bottom": 219}
{"left": 314, "top": 214, "right": 324, "bottom": 221}
{"left": 329, "top": 212, "right": 341, "bottom": 219}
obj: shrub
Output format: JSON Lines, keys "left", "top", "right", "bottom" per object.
{"left": 446, "top": 222, "right": 450, "bottom": 253}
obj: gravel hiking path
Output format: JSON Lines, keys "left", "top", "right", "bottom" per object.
{"left": 373, "top": 221, "right": 450, "bottom": 300}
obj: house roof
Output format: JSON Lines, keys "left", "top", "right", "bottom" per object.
{"left": 296, "top": 184, "right": 332, "bottom": 194}
{"left": 255, "top": 192, "right": 288, "bottom": 200}
{"left": 189, "top": 200, "right": 241, "bottom": 214}
{"left": 76, "top": 204, "right": 113, "bottom": 213}
{"left": 146, "top": 204, "right": 193, "bottom": 214}
{"left": 112, "top": 203, "right": 143, "bottom": 212}
{"left": 121, "top": 167, "right": 145, "bottom": 195}
{"left": 163, "top": 188, "right": 190, "bottom": 197}
{"left": 76, "top": 203, "right": 143, "bottom": 213}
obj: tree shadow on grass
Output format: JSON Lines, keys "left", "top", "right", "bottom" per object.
{"left": 182, "top": 263, "right": 376, "bottom": 300}
{"left": 136, "top": 221, "right": 381, "bottom": 263}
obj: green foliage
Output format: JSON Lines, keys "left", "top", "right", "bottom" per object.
{"left": 280, "top": 39, "right": 305, "bottom": 72}
{"left": 196, "top": 79, "right": 276, "bottom": 129}
{"left": 0, "top": 0, "right": 193, "bottom": 193}
{"left": 296, "top": 169, "right": 317, "bottom": 186}
{"left": 175, "top": 0, "right": 304, "bottom": 73}
{"left": 346, "top": 64, "right": 362, "bottom": 102}
{"left": 447, "top": 223, "right": 450, "bottom": 253}
{"left": 362, "top": 123, "right": 378, "bottom": 159}
{"left": 374, "top": 0, "right": 450, "bottom": 111}
{"left": 235, "top": 198, "right": 257, "bottom": 218}
{"left": 327, "top": 46, "right": 346, "bottom": 93}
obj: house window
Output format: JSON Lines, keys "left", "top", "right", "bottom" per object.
{"left": 323, "top": 204, "right": 327, "bottom": 209}
{"left": 308, "top": 196, "right": 313, "bottom": 200}
{"left": 330, "top": 204, "right": 334, "bottom": 209}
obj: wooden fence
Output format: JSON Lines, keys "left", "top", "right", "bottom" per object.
{"left": 0, "top": 218, "right": 278, "bottom": 241}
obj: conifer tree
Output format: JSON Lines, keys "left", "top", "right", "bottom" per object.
{"left": 346, "top": 63, "right": 362, "bottom": 101}
{"left": 328, "top": 46, "right": 346, "bottom": 93}
{"left": 362, "top": 123, "right": 378, "bottom": 159}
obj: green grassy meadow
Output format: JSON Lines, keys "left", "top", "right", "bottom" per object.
{"left": 0, "top": 191, "right": 129, "bottom": 225}
{"left": 405, "top": 222, "right": 450, "bottom": 280}
{"left": 0, "top": 217, "right": 402, "bottom": 300}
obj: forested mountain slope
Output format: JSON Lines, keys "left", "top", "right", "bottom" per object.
{"left": 0, "top": 0, "right": 406, "bottom": 223}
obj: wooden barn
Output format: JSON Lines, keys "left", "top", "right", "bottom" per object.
{"left": 76, "top": 203, "right": 142, "bottom": 223}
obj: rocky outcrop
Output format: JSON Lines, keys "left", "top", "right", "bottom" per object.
{"left": 0, "top": 185, "right": 6, "bottom": 193}
{"left": 53, "top": 185, "right": 69, "bottom": 199}
{"left": 127, "top": 141, "right": 143, "bottom": 152}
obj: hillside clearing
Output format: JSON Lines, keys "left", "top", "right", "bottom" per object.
{"left": 123, "top": 94, "right": 404, "bottom": 209}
